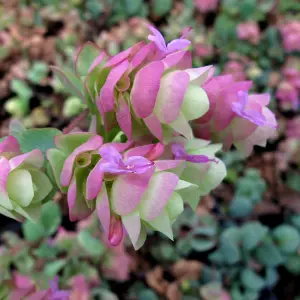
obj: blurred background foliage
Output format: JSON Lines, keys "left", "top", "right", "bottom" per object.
{"left": 1, "top": 0, "right": 300, "bottom": 299}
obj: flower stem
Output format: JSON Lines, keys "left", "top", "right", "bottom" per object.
{"left": 63, "top": 108, "right": 89, "bottom": 134}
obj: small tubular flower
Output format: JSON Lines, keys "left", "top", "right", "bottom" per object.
{"left": 0, "top": 136, "right": 52, "bottom": 222}
{"left": 193, "top": 75, "right": 277, "bottom": 156}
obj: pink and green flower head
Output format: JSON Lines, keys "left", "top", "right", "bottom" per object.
{"left": 193, "top": 75, "right": 277, "bottom": 155}
{"left": 95, "top": 143, "right": 187, "bottom": 249}
{"left": 0, "top": 137, "right": 52, "bottom": 222}
{"left": 47, "top": 133, "right": 105, "bottom": 221}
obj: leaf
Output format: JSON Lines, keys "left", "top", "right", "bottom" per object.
{"left": 255, "top": 238, "right": 284, "bottom": 267}
{"left": 209, "top": 250, "right": 224, "bottom": 264}
{"left": 239, "top": 0, "right": 257, "bottom": 19}
{"left": 220, "top": 239, "right": 241, "bottom": 264}
{"left": 265, "top": 267, "right": 279, "bottom": 287}
{"left": 241, "top": 268, "right": 265, "bottom": 291}
{"left": 9, "top": 119, "right": 25, "bottom": 140}
{"left": 287, "top": 172, "right": 300, "bottom": 192}
{"left": 17, "top": 128, "right": 61, "bottom": 155}
{"left": 51, "top": 66, "right": 85, "bottom": 102}
{"left": 219, "top": 228, "right": 241, "bottom": 264}
{"left": 241, "top": 222, "right": 269, "bottom": 251}
{"left": 285, "top": 254, "right": 300, "bottom": 275}
{"left": 138, "top": 289, "right": 159, "bottom": 300}
{"left": 91, "top": 288, "right": 118, "bottom": 300}
{"left": 77, "top": 230, "right": 105, "bottom": 257}
{"left": 257, "top": 0, "right": 275, "bottom": 12}
{"left": 176, "top": 235, "right": 193, "bottom": 256}
{"left": 86, "top": 0, "right": 104, "bottom": 18}
{"left": 23, "top": 219, "right": 46, "bottom": 242}
{"left": 11, "top": 79, "right": 33, "bottom": 100}
{"left": 28, "top": 61, "right": 48, "bottom": 84}
{"left": 273, "top": 225, "right": 300, "bottom": 254}
{"left": 190, "top": 226, "right": 217, "bottom": 252}
{"left": 75, "top": 42, "right": 101, "bottom": 77}
{"left": 152, "top": 0, "right": 173, "bottom": 17}
{"left": 44, "top": 259, "right": 67, "bottom": 277}
{"left": 191, "top": 239, "right": 216, "bottom": 252}
{"left": 40, "top": 202, "right": 62, "bottom": 236}
{"left": 34, "top": 242, "right": 58, "bottom": 259}
{"left": 235, "top": 169, "right": 266, "bottom": 204}
{"left": 229, "top": 197, "right": 253, "bottom": 218}
{"left": 124, "top": 0, "right": 143, "bottom": 16}
{"left": 290, "top": 215, "right": 300, "bottom": 231}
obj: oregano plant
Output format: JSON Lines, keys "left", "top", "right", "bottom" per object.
{"left": 0, "top": 25, "right": 277, "bottom": 251}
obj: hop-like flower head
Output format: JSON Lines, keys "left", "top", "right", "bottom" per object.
{"left": 0, "top": 136, "right": 52, "bottom": 221}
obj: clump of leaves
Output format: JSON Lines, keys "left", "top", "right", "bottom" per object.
{"left": 229, "top": 169, "right": 266, "bottom": 218}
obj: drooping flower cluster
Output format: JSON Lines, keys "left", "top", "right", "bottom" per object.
{"left": 0, "top": 26, "right": 277, "bottom": 251}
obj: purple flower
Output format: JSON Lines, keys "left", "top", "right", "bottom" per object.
{"left": 172, "top": 143, "right": 217, "bottom": 163}
{"left": 232, "top": 91, "right": 276, "bottom": 128}
{"left": 99, "top": 146, "right": 154, "bottom": 175}
{"left": 48, "top": 277, "right": 70, "bottom": 300}
{"left": 147, "top": 25, "right": 191, "bottom": 55}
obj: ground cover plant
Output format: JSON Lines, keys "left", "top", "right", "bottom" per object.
{"left": 1, "top": 0, "right": 300, "bottom": 299}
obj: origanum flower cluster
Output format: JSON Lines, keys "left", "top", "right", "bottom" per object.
{"left": 0, "top": 26, "right": 277, "bottom": 250}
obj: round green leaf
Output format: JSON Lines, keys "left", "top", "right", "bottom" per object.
{"left": 241, "top": 222, "right": 268, "bottom": 251}
{"left": 44, "top": 259, "right": 67, "bottom": 277}
{"left": 229, "top": 197, "right": 253, "bottom": 218}
{"left": 273, "top": 225, "right": 300, "bottom": 254}
{"left": 191, "top": 239, "right": 216, "bottom": 252}
{"left": 23, "top": 220, "right": 46, "bottom": 242}
{"left": 77, "top": 230, "right": 105, "bottom": 257}
{"left": 40, "top": 202, "right": 62, "bottom": 236}
{"left": 241, "top": 268, "right": 265, "bottom": 291}
{"left": 285, "top": 254, "right": 300, "bottom": 275}
{"left": 265, "top": 267, "right": 279, "bottom": 287}
{"left": 255, "top": 238, "right": 284, "bottom": 267}
{"left": 152, "top": 0, "right": 173, "bottom": 17}
{"left": 17, "top": 128, "right": 61, "bottom": 155}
